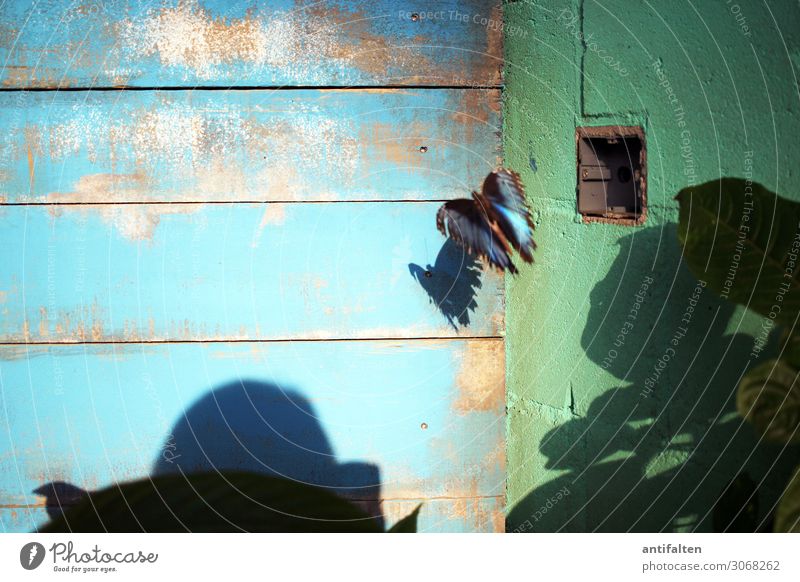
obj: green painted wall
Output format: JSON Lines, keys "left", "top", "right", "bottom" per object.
{"left": 504, "top": 0, "right": 800, "bottom": 532}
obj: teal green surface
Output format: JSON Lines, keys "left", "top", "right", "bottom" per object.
{"left": 504, "top": 0, "right": 800, "bottom": 531}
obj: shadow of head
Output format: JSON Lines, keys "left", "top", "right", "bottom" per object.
{"left": 151, "top": 379, "right": 383, "bottom": 525}
{"left": 409, "top": 238, "right": 482, "bottom": 329}
{"left": 581, "top": 225, "right": 749, "bottom": 393}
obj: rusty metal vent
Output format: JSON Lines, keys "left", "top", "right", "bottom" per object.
{"left": 577, "top": 126, "right": 646, "bottom": 224}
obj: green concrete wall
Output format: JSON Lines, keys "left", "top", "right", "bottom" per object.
{"left": 504, "top": 0, "right": 800, "bottom": 532}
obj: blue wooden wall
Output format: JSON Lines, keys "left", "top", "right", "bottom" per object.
{"left": 0, "top": 0, "right": 505, "bottom": 532}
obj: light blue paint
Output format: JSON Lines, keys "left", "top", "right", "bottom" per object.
{"left": 0, "top": 0, "right": 506, "bottom": 534}
{"left": 0, "top": 89, "right": 501, "bottom": 203}
{"left": 0, "top": 203, "right": 503, "bottom": 341}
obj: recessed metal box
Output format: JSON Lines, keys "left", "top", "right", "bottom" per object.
{"left": 577, "top": 126, "right": 646, "bottom": 223}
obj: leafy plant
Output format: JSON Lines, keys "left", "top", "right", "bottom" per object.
{"left": 677, "top": 178, "right": 800, "bottom": 532}
{"left": 39, "top": 471, "right": 419, "bottom": 533}
{"left": 677, "top": 178, "right": 800, "bottom": 323}
{"left": 736, "top": 359, "right": 800, "bottom": 444}
{"left": 387, "top": 504, "right": 421, "bottom": 533}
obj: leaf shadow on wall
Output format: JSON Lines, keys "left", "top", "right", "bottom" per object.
{"left": 35, "top": 380, "right": 384, "bottom": 530}
{"left": 408, "top": 238, "right": 483, "bottom": 329}
{"left": 151, "top": 380, "right": 384, "bottom": 529}
{"left": 507, "top": 225, "right": 800, "bottom": 532}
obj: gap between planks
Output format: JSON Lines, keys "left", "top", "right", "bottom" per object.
{"left": 0, "top": 199, "right": 455, "bottom": 207}
{"left": 0, "top": 336, "right": 504, "bottom": 347}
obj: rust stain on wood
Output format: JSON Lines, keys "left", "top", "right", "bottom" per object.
{"left": 14, "top": 301, "right": 108, "bottom": 343}
{"left": 318, "top": 88, "right": 417, "bottom": 96}
{"left": 491, "top": 507, "right": 504, "bottom": 532}
{"left": 453, "top": 340, "right": 505, "bottom": 414}
{"left": 361, "top": 122, "right": 430, "bottom": 168}
{"left": 480, "top": 4, "right": 504, "bottom": 85}
{"left": 479, "top": 439, "right": 507, "bottom": 476}
{"left": 305, "top": 6, "right": 434, "bottom": 79}
{"left": 26, "top": 144, "right": 35, "bottom": 193}
{"left": 452, "top": 91, "right": 490, "bottom": 143}
{"left": 251, "top": 203, "right": 287, "bottom": 248}
{"left": 446, "top": 477, "right": 498, "bottom": 530}
{"left": 2, "top": 66, "right": 68, "bottom": 88}
{"left": 37, "top": 307, "right": 48, "bottom": 339}
{"left": 451, "top": 89, "right": 501, "bottom": 147}
{"left": 46, "top": 182, "right": 204, "bottom": 241}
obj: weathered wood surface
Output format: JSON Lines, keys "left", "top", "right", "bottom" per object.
{"left": 0, "top": 340, "right": 505, "bottom": 532}
{"left": 0, "top": 0, "right": 503, "bottom": 88}
{"left": 0, "top": 89, "right": 502, "bottom": 203}
{"left": 0, "top": 1, "right": 506, "bottom": 534}
{"left": 0, "top": 203, "right": 504, "bottom": 341}
{"left": 2, "top": 497, "right": 505, "bottom": 533}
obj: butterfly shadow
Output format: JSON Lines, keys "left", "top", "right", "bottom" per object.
{"left": 408, "top": 238, "right": 483, "bottom": 330}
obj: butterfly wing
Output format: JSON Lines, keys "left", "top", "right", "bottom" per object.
{"left": 436, "top": 198, "right": 517, "bottom": 273}
{"left": 480, "top": 169, "right": 536, "bottom": 263}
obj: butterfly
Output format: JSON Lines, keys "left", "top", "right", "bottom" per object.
{"left": 436, "top": 169, "right": 536, "bottom": 274}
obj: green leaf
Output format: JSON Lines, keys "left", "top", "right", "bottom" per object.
{"left": 775, "top": 464, "right": 800, "bottom": 532}
{"left": 676, "top": 178, "right": 800, "bottom": 324}
{"left": 387, "top": 504, "right": 422, "bottom": 533}
{"left": 39, "top": 472, "right": 383, "bottom": 533}
{"left": 737, "top": 359, "right": 800, "bottom": 444}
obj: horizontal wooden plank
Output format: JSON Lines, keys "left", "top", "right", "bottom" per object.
{"left": 0, "top": 0, "right": 502, "bottom": 88}
{"left": 1, "top": 497, "right": 505, "bottom": 533}
{"left": 0, "top": 89, "right": 502, "bottom": 204}
{"left": 0, "top": 507, "right": 45, "bottom": 533}
{"left": 0, "top": 203, "right": 504, "bottom": 341}
{"left": 0, "top": 340, "right": 505, "bottom": 532}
